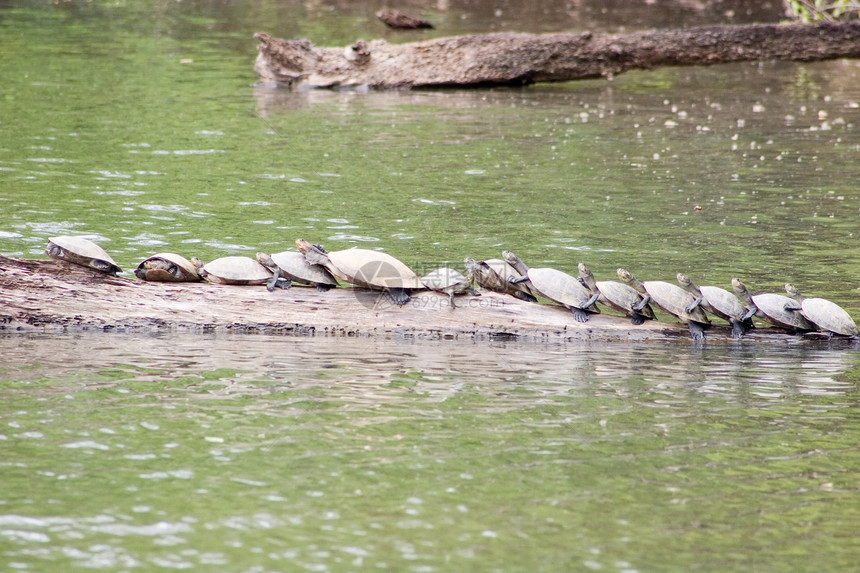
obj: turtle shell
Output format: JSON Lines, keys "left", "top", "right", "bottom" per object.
{"left": 201, "top": 256, "right": 272, "bottom": 285}
{"left": 46, "top": 236, "right": 122, "bottom": 274}
{"left": 751, "top": 293, "right": 815, "bottom": 331}
{"left": 528, "top": 267, "right": 599, "bottom": 312}
{"left": 471, "top": 258, "right": 533, "bottom": 297}
{"left": 642, "top": 281, "right": 710, "bottom": 324}
{"left": 698, "top": 285, "right": 746, "bottom": 321}
{"left": 422, "top": 267, "right": 470, "bottom": 293}
{"left": 326, "top": 249, "right": 423, "bottom": 290}
{"left": 269, "top": 251, "right": 338, "bottom": 288}
{"left": 135, "top": 253, "right": 199, "bottom": 282}
{"left": 799, "top": 297, "right": 858, "bottom": 336}
{"left": 596, "top": 280, "right": 655, "bottom": 319}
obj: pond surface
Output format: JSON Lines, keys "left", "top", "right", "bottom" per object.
{"left": 1, "top": 0, "right": 860, "bottom": 570}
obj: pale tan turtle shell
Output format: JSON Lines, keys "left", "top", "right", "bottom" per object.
{"left": 46, "top": 236, "right": 122, "bottom": 275}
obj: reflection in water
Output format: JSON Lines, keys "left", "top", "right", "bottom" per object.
{"left": 1, "top": 332, "right": 859, "bottom": 571}
{"left": 2, "top": 333, "right": 856, "bottom": 405}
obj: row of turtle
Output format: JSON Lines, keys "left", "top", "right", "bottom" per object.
{"left": 44, "top": 235, "right": 858, "bottom": 339}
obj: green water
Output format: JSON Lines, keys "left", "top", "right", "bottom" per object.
{"left": 2, "top": 1, "right": 860, "bottom": 570}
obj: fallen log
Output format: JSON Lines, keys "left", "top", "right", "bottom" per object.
{"left": 0, "top": 255, "right": 830, "bottom": 344}
{"left": 254, "top": 21, "right": 860, "bottom": 89}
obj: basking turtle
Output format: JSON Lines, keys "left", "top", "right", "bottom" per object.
{"left": 421, "top": 266, "right": 479, "bottom": 308}
{"left": 256, "top": 251, "right": 338, "bottom": 292}
{"left": 464, "top": 257, "right": 537, "bottom": 303}
{"left": 784, "top": 283, "right": 858, "bottom": 337}
{"left": 296, "top": 239, "right": 423, "bottom": 305}
{"left": 731, "top": 278, "right": 815, "bottom": 332}
{"left": 677, "top": 273, "right": 752, "bottom": 338}
{"left": 578, "top": 262, "right": 654, "bottom": 325}
{"left": 45, "top": 236, "right": 122, "bottom": 275}
{"left": 192, "top": 256, "right": 274, "bottom": 286}
{"left": 135, "top": 253, "right": 200, "bottom": 282}
{"left": 502, "top": 251, "right": 600, "bottom": 322}
{"left": 617, "top": 268, "right": 710, "bottom": 340}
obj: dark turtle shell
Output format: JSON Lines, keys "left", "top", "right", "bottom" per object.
{"left": 135, "top": 253, "right": 199, "bottom": 282}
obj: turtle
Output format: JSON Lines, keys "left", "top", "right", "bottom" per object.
{"left": 191, "top": 256, "right": 275, "bottom": 286}
{"left": 578, "top": 262, "right": 655, "bottom": 325}
{"left": 731, "top": 278, "right": 815, "bottom": 332}
{"left": 45, "top": 236, "right": 122, "bottom": 275}
{"left": 256, "top": 251, "right": 338, "bottom": 292}
{"left": 502, "top": 251, "right": 600, "bottom": 322}
{"left": 296, "top": 239, "right": 424, "bottom": 306}
{"left": 783, "top": 283, "right": 858, "bottom": 337}
{"left": 463, "top": 257, "right": 537, "bottom": 303}
{"left": 677, "top": 273, "right": 752, "bottom": 339}
{"left": 134, "top": 253, "right": 200, "bottom": 282}
{"left": 617, "top": 268, "right": 710, "bottom": 340}
{"left": 421, "top": 266, "right": 479, "bottom": 309}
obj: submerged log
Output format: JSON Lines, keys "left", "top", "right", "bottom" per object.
{"left": 254, "top": 21, "right": 860, "bottom": 89}
{"left": 377, "top": 9, "right": 434, "bottom": 30}
{"left": 0, "top": 255, "right": 831, "bottom": 344}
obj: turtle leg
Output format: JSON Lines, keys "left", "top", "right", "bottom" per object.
{"left": 513, "top": 291, "right": 538, "bottom": 303}
{"left": 571, "top": 307, "right": 590, "bottom": 322}
{"left": 315, "top": 283, "right": 333, "bottom": 292}
{"left": 687, "top": 321, "right": 706, "bottom": 341}
{"left": 632, "top": 294, "right": 651, "bottom": 312}
{"left": 729, "top": 318, "right": 746, "bottom": 339}
{"left": 89, "top": 259, "right": 114, "bottom": 273}
{"left": 448, "top": 291, "right": 457, "bottom": 310}
{"left": 686, "top": 296, "right": 704, "bottom": 314}
{"left": 266, "top": 269, "right": 290, "bottom": 291}
{"left": 508, "top": 275, "right": 530, "bottom": 285}
{"left": 630, "top": 312, "right": 645, "bottom": 326}
{"left": 741, "top": 306, "right": 757, "bottom": 321}
{"left": 584, "top": 292, "right": 600, "bottom": 309}
{"left": 387, "top": 288, "right": 411, "bottom": 306}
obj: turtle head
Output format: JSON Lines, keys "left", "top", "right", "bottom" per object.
{"left": 577, "top": 262, "right": 592, "bottom": 277}
{"left": 256, "top": 252, "right": 275, "bottom": 268}
{"left": 190, "top": 257, "right": 208, "bottom": 277}
{"left": 784, "top": 283, "right": 803, "bottom": 300}
{"left": 616, "top": 268, "right": 633, "bottom": 283}
{"left": 295, "top": 238, "right": 312, "bottom": 254}
{"left": 296, "top": 239, "right": 329, "bottom": 266}
{"left": 677, "top": 273, "right": 692, "bottom": 287}
{"left": 501, "top": 250, "right": 519, "bottom": 265}
{"left": 502, "top": 250, "right": 529, "bottom": 275}
{"left": 731, "top": 278, "right": 749, "bottom": 297}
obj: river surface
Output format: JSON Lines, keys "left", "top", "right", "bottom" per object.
{"left": 1, "top": 1, "right": 860, "bottom": 571}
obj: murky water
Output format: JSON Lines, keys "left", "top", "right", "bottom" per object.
{"left": 2, "top": 0, "right": 860, "bottom": 570}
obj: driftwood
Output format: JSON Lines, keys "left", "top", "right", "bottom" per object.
{"left": 254, "top": 21, "right": 860, "bottom": 89}
{"left": 0, "top": 255, "right": 835, "bottom": 344}
{"left": 377, "top": 9, "right": 434, "bottom": 30}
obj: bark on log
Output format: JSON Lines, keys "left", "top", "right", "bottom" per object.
{"left": 254, "top": 21, "right": 860, "bottom": 89}
{"left": 0, "top": 255, "right": 829, "bottom": 344}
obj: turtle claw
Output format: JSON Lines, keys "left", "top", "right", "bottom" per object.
{"left": 387, "top": 288, "right": 411, "bottom": 306}
{"left": 630, "top": 313, "right": 645, "bottom": 326}
{"left": 729, "top": 318, "right": 746, "bottom": 339}
{"left": 572, "top": 308, "right": 590, "bottom": 322}
{"left": 688, "top": 321, "right": 706, "bottom": 341}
